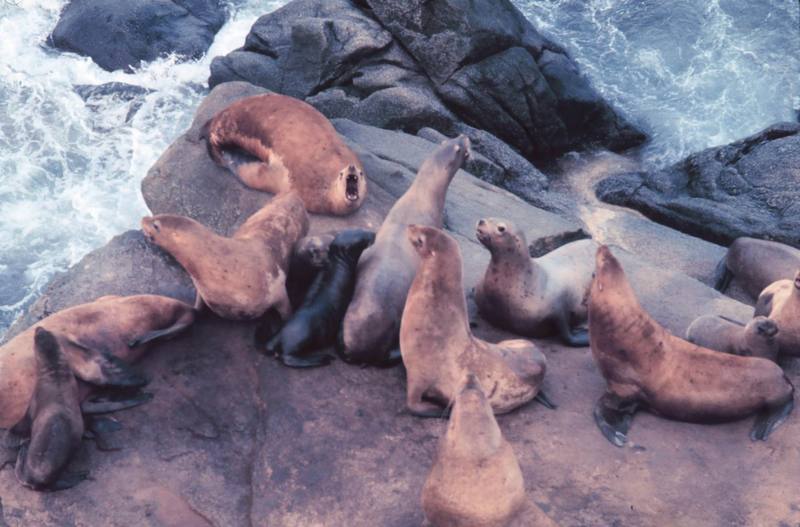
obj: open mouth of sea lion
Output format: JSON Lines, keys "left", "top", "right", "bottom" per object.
{"left": 346, "top": 173, "right": 359, "bottom": 202}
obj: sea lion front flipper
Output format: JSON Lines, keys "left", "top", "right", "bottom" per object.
{"left": 534, "top": 390, "right": 557, "bottom": 410}
{"left": 49, "top": 470, "right": 89, "bottom": 491}
{"left": 713, "top": 258, "right": 733, "bottom": 292}
{"left": 279, "top": 351, "right": 333, "bottom": 369}
{"left": 81, "top": 390, "right": 154, "bottom": 415}
{"left": 753, "top": 291, "right": 774, "bottom": 317}
{"left": 65, "top": 339, "right": 149, "bottom": 388}
{"left": 128, "top": 311, "right": 195, "bottom": 348}
{"left": 556, "top": 316, "right": 589, "bottom": 347}
{"left": 84, "top": 416, "right": 124, "bottom": 451}
{"left": 751, "top": 396, "right": 794, "bottom": 441}
{"left": 593, "top": 392, "right": 639, "bottom": 447}
{"left": 375, "top": 348, "right": 403, "bottom": 368}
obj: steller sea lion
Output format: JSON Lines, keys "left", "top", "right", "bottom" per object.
{"left": 338, "top": 135, "right": 471, "bottom": 365}
{"left": 421, "top": 374, "right": 559, "bottom": 527}
{"left": 201, "top": 93, "right": 367, "bottom": 216}
{"left": 475, "top": 218, "right": 596, "bottom": 347}
{"left": 754, "top": 270, "right": 800, "bottom": 357}
{"left": 0, "top": 294, "right": 195, "bottom": 429}
{"left": 142, "top": 191, "right": 309, "bottom": 321}
{"left": 714, "top": 237, "right": 800, "bottom": 298}
{"left": 686, "top": 315, "right": 779, "bottom": 361}
{"left": 263, "top": 229, "right": 375, "bottom": 368}
{"left": 7, "top": 328, "right": 85, "bottom": 491}
{"left": 400, "top": 226, "right": 551, "bottom": 417}
{"left": 589, "top": 245, "right": 794, "bottom": 446}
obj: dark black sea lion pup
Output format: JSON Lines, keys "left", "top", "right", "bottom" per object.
{"left": 6, "top": 328, "right": 86, "bottom": 491}
{"left": 262, "top": 229, "right": 375, "bottom": 368}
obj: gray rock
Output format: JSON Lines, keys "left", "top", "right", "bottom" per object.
{"left": 49, "top": 0, "right": 226, "bottom": 73}
{"left": 597, "top": 122, "right": 800, "bottom": 248}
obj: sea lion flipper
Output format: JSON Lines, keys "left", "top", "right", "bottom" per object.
{"left": 751, "top": 396, "right": 794, "bottom": 441}
{"left": 49, "top": 470, "right": 89, "bottom": 491}
{"left": 84, "top": 416, "right": 124, "bottom": 452}
{"left": 753, "top": 291, "right": 774, "bottom": 317}
{"left": 713, "top": 258, "right": 733, "bottom": 292}
{"left": 534, "top": 390, "right": 557, "bottom": 410}
{"left": 593, "top": 393, "right": 638, "bottom": 447}
{"left": 255, "top": 309, "right": 284, "bottom": 349}
{"left": 81, "top": 390, "right": 154, "bottom": 415}
{"left": 279, "top": 351, "right": 333, "bottom": 369}
{"left": 127, "top": 317, "right": 194, "bottom": 348}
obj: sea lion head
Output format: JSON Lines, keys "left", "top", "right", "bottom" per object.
{"left": 447, "top": 374, "right": 501, "bottom": 455}
{"left": 331, "top": 163, "right": 367, "bottom": 213}
{"left": 407, "top": 225, "right": 458, "bottom": 260}
{"left": 293, "top": 234, "right": 334, "bottom": 269}
{"left": 591, "top": 245, "right": 627, "bottom": 299}
{"left": 329, "top": 229, "right": 375, "bottom": 261}
{"left": 141, "top": 214, "right": 199, "bottom": 250}
{"left": 475, "top": 217, "right": 525, "bottom": 254}
{"left": 33, "top": 327, "right": 69, "bottom": 374}
{"left": 430, "top": 134, "right": 471, "bottom": 177}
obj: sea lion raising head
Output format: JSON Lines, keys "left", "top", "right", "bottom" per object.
{"left": 754, "top": 269, "right": 800, "bottom": 357}
{"left": 589, "top": 245, "right": 794, "bottom": 446}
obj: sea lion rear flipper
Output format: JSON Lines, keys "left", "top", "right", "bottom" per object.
{"left": 65, "top": 338, "right": 149, "bottom": 388}
{"left": 713, "top": 258, "right": 733, "bottom": 292}
{"left": 556, "top": 316, "right": 589, "bottom": 347}
{"left": 127, "top": 314, "right": 195, "bottom": 348}
{"left": 534, "top": 390, "right": 557, "bottom": 410}
{"left": 593, "top": 392, "right": 639, "bottom": 447}
{"left": 751, "top": 396, "right": 794, "bottom": 441}
{"left": 84, "top": 416, "right": 124, "bottom": 451}
{"left": 81, "top": 390, "right": 154, "bottom": 415}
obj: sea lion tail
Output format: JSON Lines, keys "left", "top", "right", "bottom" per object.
{"left": 712, "top": 256, "right": 732, "bottom": 292}
{"left": 199, "top": 118, "right": 223, "bottom": 165}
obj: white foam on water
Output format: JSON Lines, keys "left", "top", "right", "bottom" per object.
{"left": 0, "top": 0, "right": 288, "bottom": 337}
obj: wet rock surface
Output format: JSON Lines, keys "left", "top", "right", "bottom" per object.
{"left": 597, "top": 122, "right": 800, "bottom": 249}
{"left": 4, "top": 81, "right": 798, "bottom": 527}
{"left": 50, "top": 0, "right": 227, "bottom": 72}
{"left": 208, "top": 0, "right": 646, "bottom": 203}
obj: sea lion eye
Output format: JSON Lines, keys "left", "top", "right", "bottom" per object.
{"left": 497, "top": 224, "right": 506, "bottom": 233}
{"left": 153, "top": 220, "right": 161, "bottom": 232}
{"left": 454, "top": 145, "right": 461, "bottom": 153}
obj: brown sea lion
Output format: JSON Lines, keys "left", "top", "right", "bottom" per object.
{"left": 7, "top": 328, "right": 85, "bottom": 491}
{"left": 338, "top": 135, "right": 470, "bottom": 365}
{"left": 400, "top": 226, "right": 551, "bottom": 417}
{"left": 0, "top": 294, "right": 195, "bottom": 428}
{"left": 714, "top": 237, "right": 800, "bottom": 298}
{"left": 589, "top": 245, "right": 794, "bottom": 446}
{"left": 754, "top": 270, "right": 800, "bottom": 357}
{"left": 475, "top": 218, "right": 596, "bottom": 347}
{"left": 686, "top": 315, "right": 779, "bottom": 361}
{"left": 201, "top": 93, "right": 367, "bottom": 215}
{"left": 421, "top": 374, "right": 557, "bottom": 527}
{"left": 142, "top": 191, "right": 309, "bottom": 321}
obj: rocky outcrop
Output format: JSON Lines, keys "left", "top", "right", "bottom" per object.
{"left": 6, "top": 81, "right": 792, "bottom": 527}
{"left": 597, "top": 122, "right": 800, "bottom": 249}
{"left": 208, "top": 0, "right": 646, "bottom": 201}
{"left": 49, "top": 0, "right": 226, "bottom": 72}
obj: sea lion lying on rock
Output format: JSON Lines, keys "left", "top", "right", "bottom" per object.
{"left": 142, "top": 191, "right": 309, "bottom": 321}
{"left": 714, "top": 237, "right": 800, "bottom": 298}
{"left": 6, "top": 328, "right": 85, "bottom": 491}
{"left": 338, "top": 135, "right": 470, "bottom": 365}
{"left": 263, "top": 229, "right": 375, "bottom": 368}
{"left": 755, "top": 270, "right": 800, "bottom": 357}
{"left": 201, "top": 93, "right": 367, "bottom": 215}
{"left": 0, "top": 294, "right": 195, "bottom": 429}
{"left": 421, "top": 374, "right": 557, "bottom": 527}
{"left": 475, "top": 217, "right": 596, "bottom": 347}
{"left": 400, "top": 225, "right": 551, "bottom": 417}
{"left": 686, "top": 315, "right": 779, "bottom": 361}
{"left": 589, "top": 246, "right": 794, "bottom": 446}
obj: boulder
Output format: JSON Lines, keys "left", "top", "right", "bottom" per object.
{"left": 6, "top": 80, "right": 797, "bottom": 526}
{"left": 597, "top": 122, "right": 800, "bottom": 249}
{"left": 49, "top": 0, "right": 226, "bottom": 72}
{"left": 208, "top": 0, "right": 646, "bottom": 182}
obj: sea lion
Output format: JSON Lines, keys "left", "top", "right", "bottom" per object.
{"left": 754, "top": 270, "right": 800, "bottom": 357}
{"left": 263, "top": 229, "right": 375, "bottom": 368}
{"left": 201, "top": 93, "right": 367, "bottom": 215}
{"left": 400, "top": 226, "right": 551, "bottom": 417}
{"left": 589, "top": 245, "right": 794, "bottom": 446}
{"left": 7, "top": 328, "right": 85, "bottom": 491}
{"left": 475, "top": 218, "right": 596, "bottom": 347}
{"left": 421, "top": 375, "right": 528, "bottom": 527}
{"left": 287, "top": 233, "right": 335, "bottom": 309}
{"left": 338, "top": 135, "right": 471, "bottom": 365}
{"left": 686, "top": 315, "right": 779, "bottom": 361}
{"left": 0, "top": 294, "right": 195, "bottom": 428}
{"left": 142, "top": 191, "right": 309, "bottom": 321}
{"left": 714, "top": 237, "right": 800, "bottom": 298}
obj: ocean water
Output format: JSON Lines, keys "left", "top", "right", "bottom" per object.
{"left": 0, "top": 0, "right": 796, "bottom": 337}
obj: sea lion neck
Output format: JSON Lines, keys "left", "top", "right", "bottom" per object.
{"left": 409, "top": 157, "right": 457, "bottom": 209}
{"left": 417, "top": 252, "right": 472, "bottom": 345}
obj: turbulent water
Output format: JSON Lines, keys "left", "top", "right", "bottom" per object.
{"left": 0, "top": 0, "right": 796, "bottom": 337}
{"left": 518, "top": 0, "right": 799, "bottom": 166}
